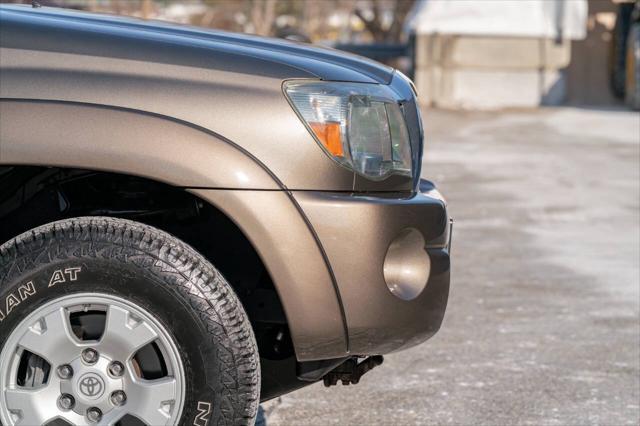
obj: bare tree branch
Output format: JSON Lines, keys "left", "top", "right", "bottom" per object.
{"left": 356, "top": 0, "right": 415, "bottom": 43}
{"left": 251, "top": 0, "right": 277, "bottom": 36}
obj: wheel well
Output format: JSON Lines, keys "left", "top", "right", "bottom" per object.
{"left": 0, "top": 166, "right": 296, "bottom": 370}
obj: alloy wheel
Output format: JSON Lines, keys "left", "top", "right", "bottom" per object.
{"left": 0, "top": 293, "right": 185, "bottom": 425}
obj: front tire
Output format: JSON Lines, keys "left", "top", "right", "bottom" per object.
{"left": 0, "top": 217, "right": 260, "bottom": 426}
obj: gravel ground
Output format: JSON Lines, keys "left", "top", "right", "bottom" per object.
{"left": 263, "top": 107, "right": 640, "bottom": 426}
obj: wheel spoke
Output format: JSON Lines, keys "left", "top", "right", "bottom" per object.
{"left": 53, "top": 411, "right": 91, "bottom": 426}
{"left": 126, "top": 377, "right": 178, "bottom": 425}
{"left": 5, "top": 387, "right": 59, "bottom": 425}
{"left": 99, "top": 305, "right": 158, "bottom": 361}
{"left": 17, "top": 307, "right": 79, "bottom": 365}
{"left": 97, "top": 409, "right": 127, "bottom": 426}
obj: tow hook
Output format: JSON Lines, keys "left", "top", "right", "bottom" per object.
{"left": 323, "top": 355, "right": 384, "bottom": 387}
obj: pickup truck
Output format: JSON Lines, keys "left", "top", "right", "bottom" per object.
{"left": 0, "top": 4, "right": 451, "bottom": 425}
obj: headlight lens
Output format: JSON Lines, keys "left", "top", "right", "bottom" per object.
{"left": 284, "top": 81, "right": 412, "bottom": 180}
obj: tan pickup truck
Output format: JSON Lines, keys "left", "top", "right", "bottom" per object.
{"left": 0, "top": 4, "right": 451, "bottom": 425}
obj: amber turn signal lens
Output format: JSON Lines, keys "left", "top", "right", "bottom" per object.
{"left": 309, "top": 122, "right": 344, "bottom": 157}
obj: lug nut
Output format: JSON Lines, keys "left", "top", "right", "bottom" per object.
{"left": 86, "top": 407, "right": 102, "bottom": 423}
{"left": 108, "top": 361, "right": 125, "bottom": 377}
{"left": 57, "top": 364, "right": 74, "bottom": 380}
{"left": 110, "top": 390, "right": 127, "bottom": 406}
{"left": 81, "top": 348, "right": 99, "bottom": 364}
{"left": 58, "top": 394, "right": 75, "bottom": 410}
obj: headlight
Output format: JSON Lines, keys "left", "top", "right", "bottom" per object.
{"left": 284, "top": 81, "right": 412, "bottom": 180}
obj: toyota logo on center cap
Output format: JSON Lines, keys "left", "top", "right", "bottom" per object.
{"left": 78, "top": 373, "right": 105, "bottom": 399}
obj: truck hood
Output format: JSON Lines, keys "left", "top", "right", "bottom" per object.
{"left": 0, "top": 5, "right": 395, "bottom": 84}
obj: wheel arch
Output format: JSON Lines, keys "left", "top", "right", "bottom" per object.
{"left": 0, "top": 99, "right": 348, "bottom": 362}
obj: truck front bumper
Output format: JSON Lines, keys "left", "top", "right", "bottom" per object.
{"left": 293, "top": 179, "right": 451, "bottom": 355}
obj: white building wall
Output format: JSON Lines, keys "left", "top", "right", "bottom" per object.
{"left": 412, "top": 0, "right": 587, "bottom": 39}
{"left": 410, "top": 0, "right": 587, "bottom": 109}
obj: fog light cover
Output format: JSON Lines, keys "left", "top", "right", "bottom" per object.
{"left": 383, "top": 228, "right": 431, "bottom": 301}
{"left": 284, "top": 81, "right": 412, "bottom": 180}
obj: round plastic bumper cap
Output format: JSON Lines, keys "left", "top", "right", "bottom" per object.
{"left": 383, "top": 228, "right": 431, "bottom": 301}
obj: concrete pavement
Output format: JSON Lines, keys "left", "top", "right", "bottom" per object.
{"left": 264, "top": 107, "right": 640, "bottom": 425}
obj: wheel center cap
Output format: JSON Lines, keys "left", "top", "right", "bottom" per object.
{"left": 60, "top": 357, "right": 121, "bottom": 415}
{"left": 77, "top": 373, "right": 105, "bottom": 400}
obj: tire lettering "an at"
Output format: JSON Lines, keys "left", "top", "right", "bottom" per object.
{"left": 49, "top": 267, "right": 82, "bottom": 287}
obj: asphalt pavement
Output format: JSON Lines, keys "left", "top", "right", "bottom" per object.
{"left": 263, "top": 107, "right": 640, "bottom": 425}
